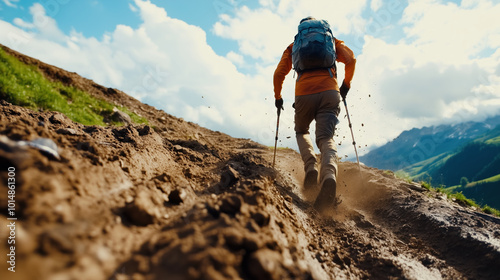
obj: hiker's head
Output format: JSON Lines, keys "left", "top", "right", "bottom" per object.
{"left": 300, "top": 16, "right": 316, "bottom": 24}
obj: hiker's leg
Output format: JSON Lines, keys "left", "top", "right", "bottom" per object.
{"left": 315, "top": 90, "right": 341, "bottom": 185}
{"left": 296, "top": 134, "right": 317, "bottom": 171}
{"left": 317, "top": 137, "right": 338, "bottom": 184}
{"left": 294, "top": 94, "right": 319, "bottom": 177}
{"left": 313, "top": 90, "right": 341, "bottom": 212}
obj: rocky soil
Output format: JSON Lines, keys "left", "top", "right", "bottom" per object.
{"left": 1, "top": 45, "right": 500, "bottom": 280}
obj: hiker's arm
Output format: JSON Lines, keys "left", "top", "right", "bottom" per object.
{"left": 335, "top": 39, "right": 356, "bottom": 87}
{"left": 273, "top": 44, "right": 293, "bottom": 100}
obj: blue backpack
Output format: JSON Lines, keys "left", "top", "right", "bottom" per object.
{"left": 292, "top": 19, "right": 336, "bottom": 75}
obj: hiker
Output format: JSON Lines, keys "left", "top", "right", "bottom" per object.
{"left": 273, "top": 16, "right": 356, "bottom": 212}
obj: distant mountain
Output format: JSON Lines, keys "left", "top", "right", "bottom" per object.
{"left": 415, "top": 127, "right": 500, "bottom": 208}
{"left": 360, "top": 116, "right": 500, "bottom": 171}
{"left": 403, "top": 125, "right": 500, "bottom": 183}
{"left": 361, "top": 118, "right": 500, "bottom": 209}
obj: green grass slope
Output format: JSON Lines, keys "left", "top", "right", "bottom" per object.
{"left": 430, "top": 142, "right": 500, "bottom": 186}
{"left": 446, "top": 174, "right": 500, "bottom": 210}
{"left": 402, "top": 126, "right": 500, "bottom": 184}
{"left": 400, "top": 152, "right": 452, "bottom": 182}
{"left": 0, "top": 48, "right": 146, "bottom": 126}
{"left": 399, "top": 127, "right": 500, "bottom": 211}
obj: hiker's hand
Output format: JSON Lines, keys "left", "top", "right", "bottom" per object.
{"left": 275, "top": 98, "right": 284, "bottom": 111}
{"left": 340, "top": 81, "right": 350, "bottom": 100}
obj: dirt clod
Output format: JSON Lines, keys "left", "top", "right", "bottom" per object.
{"left": 219, "top": 165, "right": 240, "bottom": 189}
{"left": 219, "top": 195, "right": 242, "bottom": 215}
{"left": 123, "top": 191, "right": 159, "bottom": 226}
{"left": 245, "top": 248, "right": 285, "bottom": 280}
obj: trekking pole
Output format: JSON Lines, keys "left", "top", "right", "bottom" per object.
{"left": 342, "top": 98, "right": 362, "bottom": 173}
{"left": 272, "top": 108, "right": 281, "bottom": 169}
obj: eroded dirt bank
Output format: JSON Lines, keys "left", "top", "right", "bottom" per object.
{"left": 1, "top": 100, "right": 499, "bottom": 280}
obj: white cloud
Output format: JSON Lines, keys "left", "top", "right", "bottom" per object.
{"left": 134, "top": 0, "right": 168, "bottom": 24}
{"left": 13, "top": 18, "right": 35, "bottom": 29}
{"left": 226, "top": 51, "right": 245, "bottom": 65}
{"left": 213, "top": 7, "right": 293, "bottom": 63}
{"left": 402, "top": 0, "right": 500, "bottom": 63}
{"left": 184, "top": 105, "right": 224, "bottom": 126}
{"left": 213, "top": 0, "right": 368, "bottom": 64}
{"left": 370, "top": 0, "right": 383, "bottom": 11}
{"left": 346, "top": 0, "right": 500, "bottom": 154}
{"left": 3, "top": 0, "right": 19, "bottom": 8}
{"left": 128, "top": 3, "right": 138, "bottom": 12}
{"left": 14, "top": 3, "right": 66, "bottom": 42}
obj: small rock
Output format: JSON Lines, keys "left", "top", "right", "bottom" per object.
{"left": 220, "top": 166, "right": 239, "bottom": 189}
{"left": 49, "top": 112, "right": 67, "bottom": 124}
{"left": 93, "top": 245, "right": 113, "bottom": 263}
{"left": 26, "top": 138, "right": 60, "bottom": 160}
{"left": 56, "top": 128, "right": 79, "bottom": 135}
{"left": 173, "top": 145, "right": 186, "bottom": 152}
{"left": 245, "top": 249, "right": 284, "bottom": 280}
{"left": 111, "top": 110, "right": 132, "bottom": 125}
{"left": 123, "top": 191, "right": 158, "bottom": 226}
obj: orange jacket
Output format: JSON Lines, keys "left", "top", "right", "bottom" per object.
{"left": 273, "top": 38, "right": 356, "bottom": 99}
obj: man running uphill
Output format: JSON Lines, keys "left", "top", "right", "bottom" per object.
{"left": 273, "top": 16, "right": 356, "bottom": 213}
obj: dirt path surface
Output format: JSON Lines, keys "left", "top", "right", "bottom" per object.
{"left": 1, "top": 46, "right": 500, "bottom": 280}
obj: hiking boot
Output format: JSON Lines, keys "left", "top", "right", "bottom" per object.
{"left": 304, "top": 169, "right": 318, "bottom": 190}
{"left": 313, "top": 178, "right": 337, "bottom": 213}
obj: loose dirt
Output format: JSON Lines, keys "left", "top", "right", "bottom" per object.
{"left": 1, "top": 45, "right": 500, "bottom": 280}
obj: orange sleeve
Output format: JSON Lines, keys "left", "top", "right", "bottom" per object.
{"left": 273, "top": 43, "right": 293, "bottom": 100}
{"left": 335, "top": 39, "right": 356, "bottom": 87}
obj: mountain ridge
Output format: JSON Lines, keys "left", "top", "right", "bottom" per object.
{"left": 360, "top": 111, "right": 500, "bottom": 209}
{"left": 360, "top": 115, "right": 500, "bottom": 171}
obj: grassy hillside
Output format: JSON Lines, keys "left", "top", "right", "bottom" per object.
{"left": 0, "top": 48, "right": 146, "bottom": 126}
{"left": 402, "top": 126, "right": 500, "bottom": 182}
{"left": 400, "top": 152, "right": 452, "bottom": 182}
{"left": 431, "top": 126, "right": 500, "bottom": 186}
{"left": 431, "top": 142, "right": 500, "bottom": 186}
{"left": 399, "top": 127, "right": 500, "bottom": 211}
{"left": 446, "top": 174, "right": 500, "bottom": 209}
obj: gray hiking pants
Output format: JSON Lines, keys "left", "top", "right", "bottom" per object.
{"left": 294, "top": 90, "right": 341, "bottom": 185}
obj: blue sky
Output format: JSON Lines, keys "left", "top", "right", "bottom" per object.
{"left": 1, "top": 0, "right": 500, "bottom": 161}
{"left": 0, "top": 0, "right": 255, "bottom": 65}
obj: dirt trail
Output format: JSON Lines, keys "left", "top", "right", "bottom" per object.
{"left": 1, "top": 45, "right": 500, "bottom": 280}
{"left": 273, "top": 149, "right": 500, "bottom": 279}
{"left": 1, "top": 101, "right": 499, "bottom": 280}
